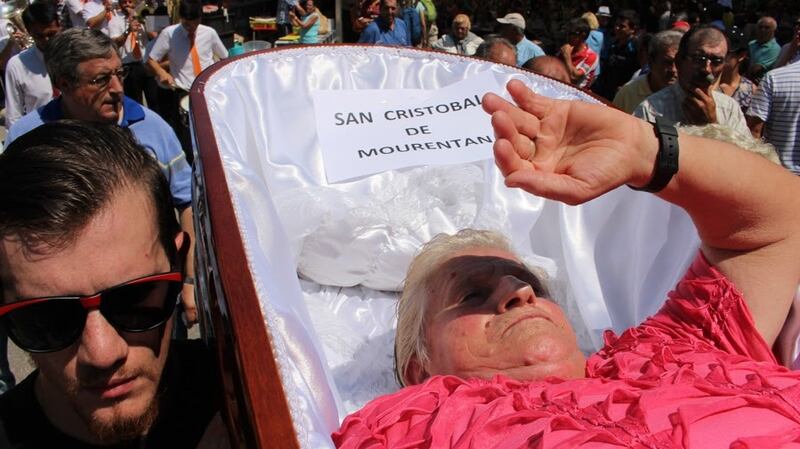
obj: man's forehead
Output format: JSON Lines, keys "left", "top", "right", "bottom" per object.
{"left": 0, "top": 189, "right": 166, "bottom": 301}
{"left": 78, "top": 55, "right": 121, "bottom": 74}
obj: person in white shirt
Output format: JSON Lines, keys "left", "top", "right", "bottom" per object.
{"left": 83, "top": 0, "right": 114, "bottom": 35}
{"left": 146, "top": 0, "right": 226, "bottom": 91}
{"left": 108, "top": 0, "right": 154, "bottom": 104}
{"left": 4, "top": 1, "right": 62, "bottom": 129}
{"left": 145, "top": 0, "right": 226, "bottom": 157}
{"left": 63, "top": 0, "right": 86, "bottom": 28}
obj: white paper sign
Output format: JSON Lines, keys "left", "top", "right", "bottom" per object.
{"left": 312, "top": 71, "right": 505, "bottom": 183}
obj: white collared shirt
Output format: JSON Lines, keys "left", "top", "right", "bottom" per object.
{"left": 64, "top": 0, "right": 86, "bottom": 28}
{"left": 108, "top": 11, "right": 147, "bottom": 63}
{"left": 82, "top": 0, "right": 112, "bottom": 35}
{"left": 4, "top": 46, "right": 53, "bottom": 129}
{"left": 146, "top": 23, "right": 227, "bottom": 91}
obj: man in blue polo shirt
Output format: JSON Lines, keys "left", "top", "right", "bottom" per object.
{"left": 358, "top": 0, "right": 410, "bottom": 46}
{"left": 4, "top": 28, "right": 198, "bottom": 329}
{"left": 496, "top": 12, "right": 544, "bottom": 67}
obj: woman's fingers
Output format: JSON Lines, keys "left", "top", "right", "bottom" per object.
{"left": 483, "top": 92, "right": 541, "bottom": 138}
{"left": 493, "top": 138, "right": 526, "bottom": 177}
{"left": 505, "top": 170, "right": 588, "bottom": 205}
{"left": 506, "top": 79, "right": 554, "bottom": 119}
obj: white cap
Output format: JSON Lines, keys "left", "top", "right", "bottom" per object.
{"left": 496, "top": 13, "right": 525, "bottom": 30}
{"left": 596, "top": 6, "right": 611, "bottom": 17}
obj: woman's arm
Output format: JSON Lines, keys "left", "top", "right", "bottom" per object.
{"left": 483, "top": 80, "right": 800, "bottom": 345}
{"left": 298, "top": 13, "right": 318, "bottom": 30}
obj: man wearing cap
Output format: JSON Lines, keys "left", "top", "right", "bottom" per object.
{"left": 497, "top": 12, "right": 543, "bottom": 67}
{"left": 633, "top": 25, "right": 750, "bottom": 137}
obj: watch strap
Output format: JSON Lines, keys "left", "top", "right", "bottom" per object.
{"left": 629, "top": 117, "right": 679, "bottom": 193}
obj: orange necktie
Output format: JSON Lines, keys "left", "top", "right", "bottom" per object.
{"left": 189, "top": 32, "right": 201, "bottom": 76}
{"left": 129, "top": 31, "right": 142, "bottom": 60}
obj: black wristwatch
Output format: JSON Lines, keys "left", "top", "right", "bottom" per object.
{"left": 629, "top": 117, "right": 679, "bottom": 193}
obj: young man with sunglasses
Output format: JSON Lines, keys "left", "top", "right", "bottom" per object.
{"left": 0, "top": 121, "right": 225, "bottom": 447}
{"left": 634, "top": 25, "right": 751, "bottom": 137}
{"left": 4, "top": 28, "right": 198, "bottom": 332}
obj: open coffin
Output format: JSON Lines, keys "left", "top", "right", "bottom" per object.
{"left": 189, "top": 45, "right": 701, "bottom": 449}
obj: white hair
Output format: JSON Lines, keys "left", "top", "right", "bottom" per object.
{"left": 394, "top": 229, "right": 551, "bottom": 386}
{"left": 679, "top": 123, "right": 781, "bottom": 165}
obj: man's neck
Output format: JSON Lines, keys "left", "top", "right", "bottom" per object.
{"left": 379, "top": 17, "right": 394, "bottom": 30}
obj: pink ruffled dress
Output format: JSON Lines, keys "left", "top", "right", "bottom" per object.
{"left": 333, "top": 253, "right": 800, "bottom": 448}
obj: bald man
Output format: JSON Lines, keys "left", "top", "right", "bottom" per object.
{"left": 474, "top": 35, "right": 517, "bottom": 66}
{"left": 749, "top": 16, "right": 780, "bottom": 80}
{"left": 523, "top": 55, "right": 571, "bottom": 84}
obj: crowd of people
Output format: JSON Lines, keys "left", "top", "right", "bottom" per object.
{"left": 0, "top": 0, "right": 797, "bottom": 447}
{"left": 347, "top": 0, "right": 799, "bottom": 174}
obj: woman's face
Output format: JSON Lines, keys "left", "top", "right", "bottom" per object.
{"left": 420, "top": 248, "right": 586, "bottom": 382}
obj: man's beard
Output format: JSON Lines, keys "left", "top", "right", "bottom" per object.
{"left": 87, "top": 399, "right": 160, "bottom": 443}
{"left": 65, "top": 365, "right": 163, "bottom": 444}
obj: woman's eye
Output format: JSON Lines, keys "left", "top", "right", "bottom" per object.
{"left": 460, "top": 291, "right": 484, "bottom": 304}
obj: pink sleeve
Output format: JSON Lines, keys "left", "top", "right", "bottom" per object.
{"left": 332, "top": 376, "right": 464, "bottom": 449}
{"left": 594, "top": 251, "right": 777, "bottom": 368}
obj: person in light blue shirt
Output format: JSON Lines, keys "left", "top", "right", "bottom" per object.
{"left": 358, "top": 0, "right": 411, "bottom": 46}
{"left": 748, "top": 16, "right": 780, "bottom": 81}
{"left": 291, "top": 0, "right": 320, "bottom": 44}
{"left": 496, "top": 12, "right": 544, "bottom": 67}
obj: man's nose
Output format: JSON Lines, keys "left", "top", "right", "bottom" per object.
{"left": 77, "top": 310, "right": 128, "bottom": 371}
{"left": 493, "top": 275, "right": 536, "bottom": 314}
{"left": 109, "top": 72, "right": 124, "bottom": 94}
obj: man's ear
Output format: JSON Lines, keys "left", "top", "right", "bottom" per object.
{"left": 53, "top": 77, "right": 69, "bottom": 92}
{"left": 404, "top": 355, "right": 429, "bottom": 386}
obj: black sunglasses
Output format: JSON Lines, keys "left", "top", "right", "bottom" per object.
{"left": 689, "top": 53, "right": 725, "bottom": 68}
{"left": 0, "top": 272, "right": 182, "bottom": 353}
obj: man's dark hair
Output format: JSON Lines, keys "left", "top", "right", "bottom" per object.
{"left": 677, "top": 24, "right": 727, "bottom": 60}
{"left": 179, "top": 0, "right": 202, "bottom": 21}
{"left": 22, "top": 0, "right": 60, "bottom": 30}
{"left": 566, "top": 17, "right": 590, "bottom": 38}
{"left": 45, "top": 28, "right": 115, "bottom": 86}
{"left": 0, "top": 121, "right": 180, "bottom": 260}
{"left": 616, "top": 9, "right": 639, "bottom": 29}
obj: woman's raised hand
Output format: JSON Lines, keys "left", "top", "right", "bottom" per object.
{"left": 482, "top": 80, "right": 657, "bottom": 205}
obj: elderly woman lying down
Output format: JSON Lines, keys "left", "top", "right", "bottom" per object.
{"left": 332, "top": 80, "right": 800, "bottom": 448}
